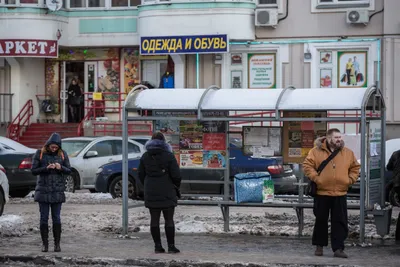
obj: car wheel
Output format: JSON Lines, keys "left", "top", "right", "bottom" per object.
{"left": 65, "top": 174, "right": 76, "bottom": 193}
{"left": 389, "top": 187, "right": 400, "bottom": 207}
{"left": 0, "top": 190, "right": 4, "bottom": 216}
{"left": 109, "top": 176, "right": 135, "bottom": 199}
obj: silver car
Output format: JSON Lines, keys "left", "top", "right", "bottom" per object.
{"left": 62, "top": 136, "right": 145, "bottom": 192}
{"left": 0, "top": 164, "right": 10, "bottom": 216}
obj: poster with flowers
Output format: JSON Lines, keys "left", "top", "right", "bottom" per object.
{"left": 338, "top": 51, "right": 367, "bottom": 88}
{"left": 122, "top": 48, "right": 140, "bottom": 94}
{"left": 98, "top": 60, "right": 120, "bottom": 111}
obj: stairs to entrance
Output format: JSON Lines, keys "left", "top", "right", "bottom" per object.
{"left": 19, "top": 123, "right": 79, "bottom": 149}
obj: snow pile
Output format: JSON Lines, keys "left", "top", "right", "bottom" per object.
{"left": 10, "top": 191, "right": 142, "bottom": 205}
{"left": 0, "top": 215, "right": 26, "bottom": 237}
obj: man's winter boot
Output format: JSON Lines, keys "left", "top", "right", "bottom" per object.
{"left": 314, "top": 246, "right": 323, "bottom": 256}
{"left": 53, "top": 224, "right": 62, "bottom": 252}
{"left": 40, "top": 224, "right": 49, "bottom": 252}
{"left": 165, "top": 226, "right": 180, "bottom": 253}
{"left": 150, "top": 227, "right": 165, "bottom": 253}
{"left": 334, "top": 249, "right": 348, "bottom": 258}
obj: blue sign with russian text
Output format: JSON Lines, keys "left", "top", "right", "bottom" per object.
{"left": 140, "top": 34, "right": 229, "bottom": 55}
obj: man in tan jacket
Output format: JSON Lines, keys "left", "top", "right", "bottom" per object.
{"left": 303, "top": 128, "right": 360, "bottom": 258}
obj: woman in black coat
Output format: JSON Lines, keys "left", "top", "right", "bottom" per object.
{"left": 138, "top": 132, "right": 181, "bottom": 253}
{"left": 31, "top": 133, "right": 71, "bottom": 253}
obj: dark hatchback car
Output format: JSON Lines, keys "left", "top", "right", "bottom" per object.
{"left": 0, "top": 148, "right": 36, "bottom": 197}
{"left": 95, "top": 140, "right": 298, "bottom": 199}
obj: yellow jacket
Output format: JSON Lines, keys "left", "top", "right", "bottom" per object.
{"left": 303, "top": 137, "right": 360, "bottom": 196}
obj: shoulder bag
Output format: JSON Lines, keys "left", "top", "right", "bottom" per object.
{"left": 306, "top": 148, "right": 340, "bottom": 197}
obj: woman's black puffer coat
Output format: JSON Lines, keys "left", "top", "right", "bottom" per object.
{"left": 31, "top": 133, "right": 71, "bottom": 203}
{"left": 138, "top": 139, "right": 181, "bottom": 209}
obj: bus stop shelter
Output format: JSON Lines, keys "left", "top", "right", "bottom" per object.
{"left": 121, "top": 84, "right": 391, "bottom": 244}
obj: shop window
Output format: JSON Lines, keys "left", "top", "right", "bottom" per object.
{"left": 313, "top": 0, "right": 374, "bottom": 11}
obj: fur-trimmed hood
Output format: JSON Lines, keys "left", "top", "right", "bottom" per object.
{"left": 315, "top": 137, "right": 345, "bottom": 150}
{"left": 145, "top": 139, "right": 173, "bottom": 153}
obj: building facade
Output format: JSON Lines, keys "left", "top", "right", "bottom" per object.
{"left": 0, "top": 0, "right": 399, "bottom": 138}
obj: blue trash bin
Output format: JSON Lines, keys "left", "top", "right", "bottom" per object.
{"left": 234, "top": 172, "right": 271, "bottom": 203}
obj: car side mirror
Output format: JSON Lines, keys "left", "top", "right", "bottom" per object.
{"left": 84, "top": 151, "right": 98, "bottom": 158}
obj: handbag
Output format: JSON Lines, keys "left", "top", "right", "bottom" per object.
{"left": 306, "top": 148, "right": 340, "bottom": 197}
{"left": 69, "top": 95, "right": 81, "bottom": 106}
{"left": 152, "top": 155, "right": 181, "bottom": 199}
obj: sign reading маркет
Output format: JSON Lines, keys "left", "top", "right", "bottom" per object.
{"left": 140, "top": 35, "right": 228, "bottom": 55}
{"left": 0, "top": 39, "right": 58, "bottom": 58}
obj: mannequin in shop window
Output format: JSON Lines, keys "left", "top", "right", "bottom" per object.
{"left": 67, "top": 78, "right": 83, "bottom": 123}
{"left": 159, "top": 56, "right": 175, "bottom": 89}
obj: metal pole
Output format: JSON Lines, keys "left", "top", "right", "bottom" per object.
{"left": 380, "top": 106, "right": 386, "bottom": 206}
{"left": 224, "top": 121, "right": 230, "bottom": 201}
{"left": 359, "top": 109, "right": 367, "bottom": 244}
{"left": 122, "top": 108, "right": 129, "bottom": 235}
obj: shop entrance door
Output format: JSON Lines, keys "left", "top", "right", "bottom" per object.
{"left": 84, "top": 62, "right": 97, "bottom": 117}
{"left": 63, "top": 62, "right": 85, "bottom": 123}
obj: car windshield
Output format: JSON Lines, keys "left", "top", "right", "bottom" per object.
{"left": 62, "top": 140, "right": 91, "bottom": 157}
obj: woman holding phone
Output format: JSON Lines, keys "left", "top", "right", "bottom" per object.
{"left": 31, "top": 133, "right": 71, "bottom": 252}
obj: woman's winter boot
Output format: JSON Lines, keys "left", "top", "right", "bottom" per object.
{"left": 165, "top": 226, "right": 180, "bottom": 253}
{"left": 151, "top": 226, "right": 165, "bottom": 253}
{"left": 40, "top": 224, "right": 49, "bottom": 252}
{"left": 53, "top": 224, "right": 62, "bottom": 252}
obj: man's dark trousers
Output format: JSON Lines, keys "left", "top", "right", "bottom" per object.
{"left": 312, "top": 195, "right": 348, "bottom": 252}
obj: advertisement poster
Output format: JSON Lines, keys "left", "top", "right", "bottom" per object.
{"left": 203, "top": 151, "right": 227, "bottom": 168}
{"left": 203, "top": 133, "right": 226, "bottom": 151}
{"left": 179, "top": 121, "right": 203, "bottom": 150}
{"left": 243, "top": 127, "right": 282, "bottom": 156}
{"left": 338, "top": 51, "right": 367, "bottom": 88}
{"left": 283, "top": 112, "right": 327, "bottom": 164}
{"left": 201, "top": 120, "right": 226, "bottom": 133}
{"left": 180, "top": 150, "right": 203, "bottom": 168}
{"left": 248, "top": 53, "right": 276, "bottom": 89}
{"left": 320, "top": 69, "right": 332, "bottom": 88}
{"left": 123, "top": 48, "right": 140, "bottom": 94}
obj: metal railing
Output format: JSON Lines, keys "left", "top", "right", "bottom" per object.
{"left": 77, "top": 91, "right": 152, "bottom": 136}
{"left": 6, "top": 99, "right": 33, "bottom": 141}
{"left": 0, "top": 93, "right": 13, "bottom": 126}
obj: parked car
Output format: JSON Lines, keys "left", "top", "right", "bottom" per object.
{"left": 348, "top": 138, "right": 400, "bottom": 206}
{"left": 0, "top": 136, "right": 36, "bottom": 153}
{"left": 62, "top": 136, "right": 145, "bottom": 193}
{"left": 129, "top": 135, "right": 151, "bottom": 146}
{"left": 0, "top": 164, "right": 10, "bottom": 216}
{"left": 0, "top": 149, "right": 36, "bottom": 198}
{"left": 95, "top": 139, "right": 297, "bottom": 199}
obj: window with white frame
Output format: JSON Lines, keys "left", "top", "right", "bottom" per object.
{"left": 314, "top": 0, "right": 374, "bottom": 10}
{"left": 0, "top": 0, "right": 44, "bottom": 6}
{"left": 69, "top": 0, "right": 105, "bottom": 8}
{"left": 257, "top": 0, "right": 283, "bottom": 14}
{"left": 111, "top": 0, "right": 140, "bottom": 8}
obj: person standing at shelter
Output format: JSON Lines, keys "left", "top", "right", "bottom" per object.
{"left": 138, "top": 132, "right": 181, "bottom": 253}
{"left": 303, "top": 128, "right": 360, "bottom": 258}
{"left": 31, "top": 133, "right": 71, "bottom": 252}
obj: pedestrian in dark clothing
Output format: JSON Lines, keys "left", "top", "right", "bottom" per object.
{"left": 31, "top": 133, "right": 71, "bottom": 253}
{"left": 386, "top": 150, "right": 400, "bottom": 202}
{"left": 67, "top": 78, "right": 82, "bottom": 122}
{"left": 303, "top": 128, "right": 360, "bottom": 258}
{"left": 138, "top": 132, "right": 181, "bottom": 254}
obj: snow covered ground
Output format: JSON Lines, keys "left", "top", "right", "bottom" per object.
{"left": 1, "top": 191, "right": 398, "bottom": 241}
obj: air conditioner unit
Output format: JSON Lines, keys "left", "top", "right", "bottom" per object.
{"left": 346, "top": 10, "right": 369, "bottom": 24}
{"left": 255, "top": 9, "right": 279, "bottom": 27}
